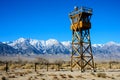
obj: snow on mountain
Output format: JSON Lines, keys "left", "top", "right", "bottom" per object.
{"left": 61, "top": 41, "right": 71, "bottom": 47}
{"left": 92, "top": 44, "right": 103, "bottom": 48}
{"left": 17, "top": 38, "right": 26, "bottom": 43}
{"left": 0, "top": 42, "right": 18, "bottom": 56}
{"left": 45, "top": 39, "right": 70, "bottom": 54}
{"left": 46, "top": 39, "right": 59, "bottom": 46}
{"left": 7, "top": 38, "right": 41, "bottom": 55}
{"left": 61, "top": 41, "right": 71, "bottom": 51}
{"left": 8, "top": 38, "right": 28, "bottom": 49}
{"left": 7, "top": 38, "right": 70, "bottom": 55}
{"left": 105, "top": 41, "right": 120, "bottom": 46}
{"left": 29, "top": 39, "right": 46, "bottom": 50}
{"left": 92, "top": 41, "right": 120, "bottom": 60}
{"left": 1, "top": 38, "right": 120, "bottom": 60}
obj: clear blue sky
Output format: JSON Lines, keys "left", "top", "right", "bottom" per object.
{"left": 0, "top": 0, "right": 120, "bottom": 44}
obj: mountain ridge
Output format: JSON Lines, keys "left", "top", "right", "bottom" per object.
{"left": 0, "top": 38, "right": 120, "bottom": 60}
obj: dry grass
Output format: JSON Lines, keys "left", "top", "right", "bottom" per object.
{"left": 37, "top": 73, "right": 45, "bottom": 77}
{"left": 41, "top": 78, "right": 46, "bottom": 80}
{"left": 28, "top": 76, "right": 32, "bottom": 80}
{"left": 0, "top": 61, "right": 120, "bottom": 80}
{"left": 22, "top": 63, "right": 33, "bottom": 69}
{"left": 48, "top": 74, "right": 57, "bottom": 76}
{"left": 13, "top": 71, "right": 28, "bottom": 76}
{"left": 96, "top": 61, "right": 120, "bottom": 70}
{"left": 8, "top": 75, "right": 16, "bottom": 78}
{"left": 27, "top": 76, "right": 38, "bottom": 80}
{"left": 117, "top": 74, "right": 120, "bottom": 77}
{"left": 0, "top": 61, "right": 120, "bottom": 71}
{"left": 76, "top": 75, "right": 86, "bottom": 79}
{"left": 107, "top": 76, "right": 115, "bottom": 79}
{"left": 0, "top": 66, "right": 5, "bottom": 70}
{"left": 91, "top": 72, "right": 96, "bottom": 76}
{"left": 68, "top": 74, "right": 74, "bottom": 78}
{"left": 60, "top": 74, "right": 67, "bottom": 79}
{"left": 97, "top": 72, "right": 107, "bottom": 78}
{"left": 1, "top": 76, "right": 8, "bottom": 80}
{"left": 52, "top": 76, "right": 59, "bottom": 80}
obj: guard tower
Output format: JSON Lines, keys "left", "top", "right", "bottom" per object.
{"left": 69, "top": 6, "right": 95, "bottom": 72}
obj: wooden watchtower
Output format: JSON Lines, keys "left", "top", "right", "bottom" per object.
{"left": 69, "top": 6, "right": 95, "bottom": 72}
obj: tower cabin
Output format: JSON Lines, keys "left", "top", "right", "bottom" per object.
{"left": 69, "top": 6, "right": 92, "bottom": 31}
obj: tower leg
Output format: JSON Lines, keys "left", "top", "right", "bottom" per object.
{"left": 71, "top": 30, "right": 95, "bottom": 72}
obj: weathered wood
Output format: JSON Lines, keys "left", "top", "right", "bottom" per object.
{"left": 69, "top": 7, "right": 95, "bottom": 72}
{"left": 35, "top": 63, "right": 38, "bottom": 72}
{"left": 5, "top": 62, "right": 9, "bottom": 72}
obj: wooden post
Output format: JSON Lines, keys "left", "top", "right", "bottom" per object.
{"left": 35, "top": 63, "right": 37, "bottom": 72}
{"left": 5, "top": 62, "right": 8, "bottom": 72}
{"left": 58, "top": 64, "right": 60, "bottom": 71}
{"left": 109, "top": 61, "right": 112, "bottom": 69}
{"left": 47, "top": 63, "right": 48, "bottom": 71}
{"left": 94, "top": 63, "right": 97, "bottom": 72}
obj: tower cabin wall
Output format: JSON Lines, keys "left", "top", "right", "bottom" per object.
{"left": 69, "top": 7, "right": 92, "bottom": 31}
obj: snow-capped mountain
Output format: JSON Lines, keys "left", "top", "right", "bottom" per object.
{"left": 5, "top": 38, "right": 70, "bottom": 55}
{"left": 1, "top": 38, "right": 120, "bottom": 60}
{"left": 30, "top": 39, "right": 46, "bottom": 50}
{"left": 45, "top": 39, "right": 70, "bottom": 54}
{"left": 92, "top": 41, "right": 120, "bottom": 59}
{"left": 7, "top": 38, "right": 41, "bottom": 55}
{"left": 0, "top": 42, "right": 18, "bottom": 56}
{"left": 61, "top": 41, "right": 71, "bottom": 50}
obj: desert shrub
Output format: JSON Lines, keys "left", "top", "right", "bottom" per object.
{"left": 60, "top": 74, "right": 67, "bottom": 78}
{"left": 0, "top": 66, "right": 5, "bottom": 70}
{"left": 1, "top": 76, "right": 8, "bottom": 80}
{"left": 23, "top": 64, "right": 33, "bottom": 69}
{"left": 76, "top": 75, "right": 82, "bottom": 78}
{"left": 34, "top": 76, "right": 38, "bottom": 79}
{"left": 51, "top": 65, "right": 55, "bottom": 69}
{"left": 37, "top": 73, "right": 45, "bottom": 77}
{"left": 10, "top": 63, "right": 22, "bottom": 69}
{"left": 10, "top": 64, "right": 16, "bottom": 69}
{"left": 15, "top": 72, "right": 25, "bottom": 76}
{"left": 107, "top": 76, "right": 115, "bottom": 79}
{"left": 117, "top": 74, "right": 120, "bottom": 77}
{"left": 35, "top": 57, "right": 49, "bottom": 64}
{"left": 28, "top": 76, "right": 32, "bottom": 80}
{"left": 41, "top": 78, "right": 45, "bottom": 80}
{"left": 91, "top": 72, "right": 96, "bottom": 76}
{"left": 68, "top": 74, "right": 73, "bottom": 78}
{"left": 8, "top": 74, "right": 16, "bottom": 78}
{"left": 76, "top": 75, "right": 85, "bottom": 79}
{"left": 53, "top": 76, "right": 59, "bottom": 80}
{"left": 97, "top": 73, "right": 107, "bottom": 78}
{"left": 48, "top": 74, "right": 57, "bottom": 76}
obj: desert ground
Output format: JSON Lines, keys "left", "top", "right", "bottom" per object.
{"left": 0, "top": 61, "right": 120, "bottom": 80}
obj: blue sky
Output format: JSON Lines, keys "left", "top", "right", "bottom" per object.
{"left": 0, "top": 0, "right": 120, "bottom": 44}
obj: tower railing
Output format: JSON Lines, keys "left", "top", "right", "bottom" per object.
{"left": 69, "top": 7, "right": 93, "bottom": 16}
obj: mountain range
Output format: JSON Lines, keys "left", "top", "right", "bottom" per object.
{"left": 0, "top": 38, "right": 120, "bottom": 60}
{"left": 2, "top": 38, "right": 71, "bottom": 55}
